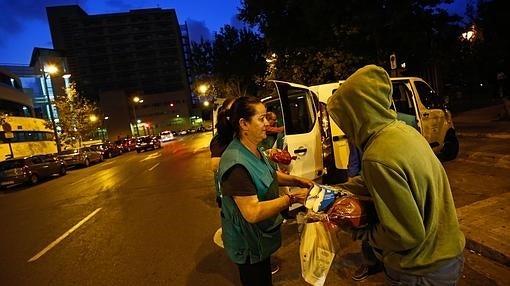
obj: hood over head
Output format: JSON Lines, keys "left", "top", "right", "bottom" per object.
{"left": 327, "top": 65, "right": 396, "bottom": 150}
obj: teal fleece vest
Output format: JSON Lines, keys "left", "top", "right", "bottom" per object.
{"left": 218, "top": 138, "right": 283, "bottom": 264}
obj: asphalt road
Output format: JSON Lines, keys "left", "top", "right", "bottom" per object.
{"left": 0, "top": 132, "right": 508, "bottom": 285}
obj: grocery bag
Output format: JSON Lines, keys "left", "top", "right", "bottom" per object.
{"left": 299, "top": 221, "right": 339, "bottom": 286}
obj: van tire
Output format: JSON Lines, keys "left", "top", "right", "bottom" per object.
{"left": 438, "top": 130, "right": 459, "bottom": 162}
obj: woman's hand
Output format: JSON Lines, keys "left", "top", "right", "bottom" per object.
{"left": 295, "top": 177, "right": 314, "bottom": 189}
{"left": 290, "top": 187, "right": 311, "bottom": 205}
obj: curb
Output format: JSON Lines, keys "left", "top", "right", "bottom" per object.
{"left": 456, "top": 193, "right": 510, "bottom": 267}
{"left": 464, "top": 237, "right": 510, "bottom": 267}
{"left": 457, "top": 132, "right": 510, "bottom": 139}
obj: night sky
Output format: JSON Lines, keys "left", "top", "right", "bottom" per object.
{"left": 0, "top": 0, "right": 243, "bottom": 64}
{"left": 0, "top": 0, "right": 466, "bottom": 65}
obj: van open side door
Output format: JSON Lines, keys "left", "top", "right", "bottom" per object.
{"left": 263, "top": 81, "right": 324, "bottom": 180}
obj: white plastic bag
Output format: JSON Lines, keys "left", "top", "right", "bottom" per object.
{"left": 299, "top": 221, "right": 339, "bottom": 286}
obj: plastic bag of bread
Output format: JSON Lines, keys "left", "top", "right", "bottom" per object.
{"left": 266, "top": 148, "right": 294, "bottom": 165}
{"left": 326, "top": 196, "right": 376, "bottom": 229}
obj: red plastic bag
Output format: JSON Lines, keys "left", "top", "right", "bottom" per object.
{"left": 267, "top": 148, "right": 294, "bottom": 165}
{"left": 327, "top": 196, "right": 375, "bottom": 229}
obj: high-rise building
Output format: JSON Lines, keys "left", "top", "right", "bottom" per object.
{"left": 46, "top": 5, "right": 192, "bottom": 140}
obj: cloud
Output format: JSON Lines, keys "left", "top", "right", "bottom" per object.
{"left": 0, "top": 0, "right": 83, "bottom": 46}
{"left": 185, "top": 19, "right": 211, "bottom": 43}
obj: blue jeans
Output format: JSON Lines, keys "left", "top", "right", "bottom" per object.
{"left": 384, "top": 255, "right": 465, "bottom": 286}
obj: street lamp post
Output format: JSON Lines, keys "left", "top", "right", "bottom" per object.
{"left": 199, "top": 84, "right": 216, "bottom": 136}
{"left": 41, "top": 65, "right": 62, "bottom": 154}
{"left": 132, "top": 96, "right": 143, "bottom": 137}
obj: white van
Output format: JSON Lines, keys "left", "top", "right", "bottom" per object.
{"left": 262, "top": 77, "right": 459, "bottom": 184}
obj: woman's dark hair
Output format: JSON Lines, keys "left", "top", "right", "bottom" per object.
{"left": 217, "top": 96, "right": 261, "bottom": 143}
{"left": 215, "top": 97, "right": 237, "bottom": 145}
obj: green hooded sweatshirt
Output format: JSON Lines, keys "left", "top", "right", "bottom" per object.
{"left": 327, "top": 65, "right": 465, "bottom": 274}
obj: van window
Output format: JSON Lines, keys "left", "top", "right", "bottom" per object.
{"left": 415, "top": 81, "right": 441, "bottom": 109}
{"left": 281, "top": 88, "right": 316, "bottom": 134}
{"left": 391, "top": 81, "right": 415, "bottom": 115}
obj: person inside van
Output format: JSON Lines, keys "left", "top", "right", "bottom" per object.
{"left": 327, "top": 65, "right": 465, "bottom": 284}
{"left": 260, "top": 111, "right": 284, "bottom": 150}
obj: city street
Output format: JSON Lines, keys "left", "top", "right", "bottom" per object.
{"left": 0, "top": 111, "right": 509, "bottom": 285}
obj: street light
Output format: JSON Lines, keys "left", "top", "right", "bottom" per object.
{"left": 132, "top": 96, "right": 143, "bottom": 137}
{"left": 199, "top": 84, "right": 216, "bottom": 136}
{"left": 41, "top": 64, "right": 62, "bottom": 155}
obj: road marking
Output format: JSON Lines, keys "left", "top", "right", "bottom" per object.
{"left": 27, "top": 208, "right": 102, "bottom": 262}
{"left": 101, "top": 161, "right": 114, "bottom": 167}
{"left": 148, "top": 163, "right": 160, "bottom": 171}
{"left": 69, "top": 177, "right": 88, "bottom": 186}
{"left": 140, "top": 152, "right": 161, "bottom": 161}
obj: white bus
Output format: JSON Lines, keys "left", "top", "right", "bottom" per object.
{"left": 1, "top": 116, "right": 57, "bottom": 160}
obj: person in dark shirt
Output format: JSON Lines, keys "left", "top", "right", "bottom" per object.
{"left": 210, "top": 97, "right": 237, "bottom": 208}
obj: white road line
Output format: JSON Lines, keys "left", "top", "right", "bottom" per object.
{"left": 148, "top": 163, "right": 160, "bottom": 171}
{"left": 140, "top": 152, "right": 161, "bottom": 161}
{"left": 27, "top": 208, "right": 102, "bottom": 263}
{"left": 69, "top": 177, "right": 88, "bottom": 186}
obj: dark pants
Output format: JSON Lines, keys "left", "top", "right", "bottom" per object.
{"left": 361, "top": 239, "right": 380, "bottom": 266}
{"left": 384, "top": 255, "right": 465, "bottom": 286}
{"left": 237, "top": 257, "right": 272, "bottom": 286}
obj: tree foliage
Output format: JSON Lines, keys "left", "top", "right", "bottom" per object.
{"left": 189, "top": 25, "right": 268, "bottom": 99}
{"left": 53, "top": 82, "right": 100, "bottom": 148}
{"left": 238, "top": 0, "right": 463, "bottom": 84}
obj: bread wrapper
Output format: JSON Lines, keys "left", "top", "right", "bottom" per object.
{"left": 304, "top": 184, "right": 338, "bottom": 213}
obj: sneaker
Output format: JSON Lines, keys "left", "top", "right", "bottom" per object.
{"left": 351, "top": 263, "right": 383, "bottom": 281}
{"left": 270, "top": 261, "right": 280, "bottom": 275}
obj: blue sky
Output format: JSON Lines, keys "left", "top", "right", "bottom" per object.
{"left": 0, "top": 0, "right": 467, "bottom": 65}
{"left": 0, "top": 0, "right": 243, "bottom": 64}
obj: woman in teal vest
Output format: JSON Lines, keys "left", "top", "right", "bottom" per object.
{"left": 217, "top": 96, "right": 313, "bottom": 286}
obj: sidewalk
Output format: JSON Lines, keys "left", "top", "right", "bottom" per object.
{"left": 453, "top": 103, "right": 510, "bottom": 139}
{"left": 453, "top": 104, "right": 510, "bottom": 267}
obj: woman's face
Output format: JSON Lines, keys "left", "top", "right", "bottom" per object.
{"left": 241, "top": 103, "right": 268, "bottom": 144}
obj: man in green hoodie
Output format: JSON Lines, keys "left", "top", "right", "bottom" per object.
{"left": 327, "top": 65, "right": 465, "bottom": 284}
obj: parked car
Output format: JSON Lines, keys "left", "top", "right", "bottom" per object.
{"left": 135, "top": 136, "right": 161, "bottom": 153}
{"left": 59, "top": 147, "right": 104, "bottom": 168}
{"left": 0, "top": 154, "right": 66, "bottom": 188}
{"left": 115, "top": 138, "right": 137, "bottom": 152}
{"left": 159, "top": 130, "right": 174, "bottom": 142}
{"left": 90, "top": 142, "right": 123, "bottom": 158}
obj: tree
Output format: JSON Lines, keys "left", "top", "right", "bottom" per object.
{"left": 213, "top": 25, "right": 268, "bottom": 98}
{"left": 53, "top": 82, "right": 100, "bottom": 148}
{"left": 238, "top": 0, "right": 462, "bottom": 84}
{"left": 189, "top": 25, "right": 268, "bottom": 99}
{"left": 476, "top": 0, "right": 509, "bottom": 82}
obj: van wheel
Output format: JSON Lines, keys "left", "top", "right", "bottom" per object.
{"left": 29, "top": 174, "right": 39, "bottom": 185}
{"left": 59, "top": 166, "right": 67, "bottom": 175}
{"left": 438, "top": 130, "right": 459, "bottom": 162}
{"left": 84, "top": 158, "right": 90, "bottom": 167}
